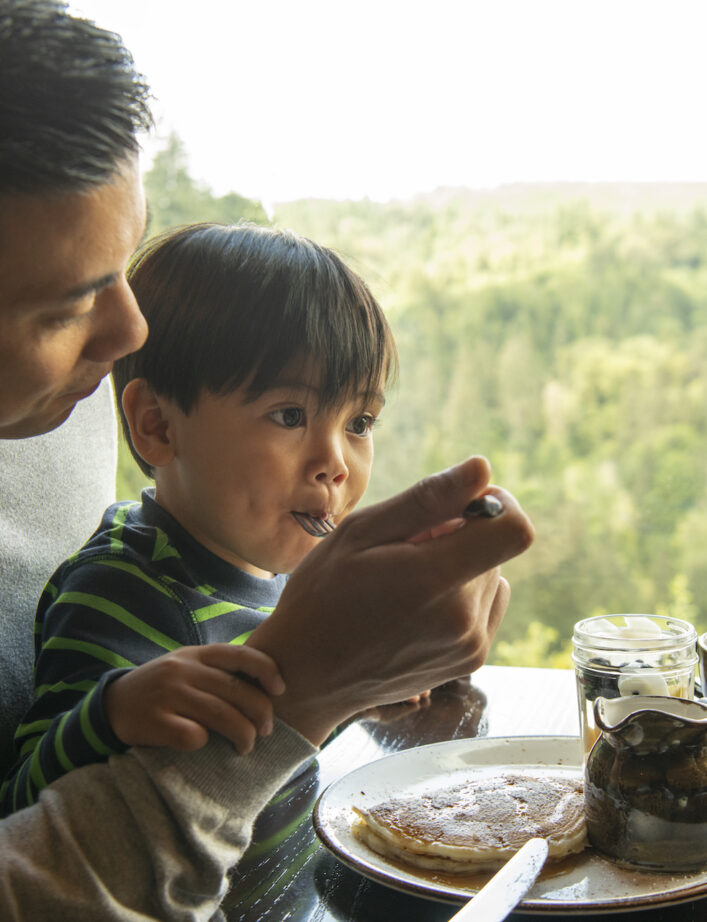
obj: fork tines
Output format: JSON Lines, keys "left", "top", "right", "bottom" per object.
{"left": 292, "top": 512, "right": 337, "bottom": 537}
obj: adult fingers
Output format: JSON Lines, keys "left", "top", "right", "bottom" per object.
{"left": 404, "top": 485, "right": 535, "bottom": 590}
{"left": 488, "top": 576, "right": 511, "bottom": 638}
{"left": 361, "top": 485, "right": 532, "bottom": 606}
{"left": 459, "top": 573, "right": 512, "bottom": 674}
{"left": 338, "top": 455, "right": 492, "bottom": 548}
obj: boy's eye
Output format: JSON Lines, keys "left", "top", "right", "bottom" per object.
{"left": 348, "top": 415, "right": 376, "bottom": 436}
{"left": 271, "top": 407, "right": 305, "bottom": 428}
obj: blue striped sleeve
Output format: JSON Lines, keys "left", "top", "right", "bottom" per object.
{"left": 0, "top": 549, "right": 188, "bottom": 817}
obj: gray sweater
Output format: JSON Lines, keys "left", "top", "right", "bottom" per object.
{"left": 0, "top": 379, "right": 117, "bottom": 776}
{"left": 0, "top": 381, "right": 317, "bottom": 919}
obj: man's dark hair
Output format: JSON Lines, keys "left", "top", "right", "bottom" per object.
{"left": 114, "top": 222, "right": 398, "bottom": 477}
{"left": 0, "top": 0, "right": 152, "bottom": 194}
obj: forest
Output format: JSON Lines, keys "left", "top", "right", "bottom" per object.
{"left": 118, "top": 134, "right": 707, "bottom": 667}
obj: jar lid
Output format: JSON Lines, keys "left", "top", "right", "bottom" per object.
{"left": 573, "top": 614, "right": 697, "bottom": 654}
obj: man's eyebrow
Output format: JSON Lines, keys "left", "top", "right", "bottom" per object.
{"left": 62, "top": 272, "right": 119, "bottom": 301}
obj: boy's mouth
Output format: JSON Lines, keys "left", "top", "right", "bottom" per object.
{"left": 291, "top": 511, "right": 336, "bottom": 537}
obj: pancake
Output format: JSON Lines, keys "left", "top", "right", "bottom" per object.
{"left": 353, "top": 771, "right": 586, "bottom": 872}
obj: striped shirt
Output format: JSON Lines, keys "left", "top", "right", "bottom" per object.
{"left": 0, "top": 489, "right": 286, "bottom": 816}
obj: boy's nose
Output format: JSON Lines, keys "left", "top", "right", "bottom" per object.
{"left": 309, "top": 434, "right": 349, "bottom": 485}
{"left": 315, "top": 465, "right": 348, "bottom": 485}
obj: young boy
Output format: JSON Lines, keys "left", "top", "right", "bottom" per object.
{"left": 1, "top": 222, "right": 397, "bottom": 815}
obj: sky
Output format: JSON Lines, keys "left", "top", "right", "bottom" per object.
{"left": 69, "top": 0, "right": 707, "bottom": 206}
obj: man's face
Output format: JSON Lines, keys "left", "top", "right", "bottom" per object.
{"left": 152, "top": 360, "right": 385, "bottom": 576}
{"left": 0, "top": 157, "right": 148, "bottom": 438}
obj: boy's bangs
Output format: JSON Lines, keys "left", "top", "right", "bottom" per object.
{"left": 230, "top": 246, "right": 397, "bottom": 406}
{"left": 244, "top": 301, "right": 394, "bottom": 406}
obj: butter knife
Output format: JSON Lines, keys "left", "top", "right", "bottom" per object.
{"left": 447, "top": 837, "right": 549, "bottom": 921}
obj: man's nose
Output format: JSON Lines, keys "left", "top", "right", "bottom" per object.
{"left": 82, "top": 278, "right": 148, "bottom": 363}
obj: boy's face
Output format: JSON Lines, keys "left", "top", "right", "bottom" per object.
{"left": 154, "top": 360, "right": 385, "bottom": 577}
{"left": 0, "top": 157, "right": 148, "bottom": 438}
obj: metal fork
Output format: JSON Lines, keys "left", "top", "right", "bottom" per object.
{"left": 291, "top": 512, "right": 337, "bottom": 537}
{"left": 292, "top": 495, "right": 503, "bottom": 538}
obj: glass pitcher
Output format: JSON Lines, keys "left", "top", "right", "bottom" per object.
{"left": 584, "top": 695, "right": 707, "bottom": 871}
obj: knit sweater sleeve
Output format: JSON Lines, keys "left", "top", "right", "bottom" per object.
{"left": 0, "top": 721, "right": 316, "bottom": 922}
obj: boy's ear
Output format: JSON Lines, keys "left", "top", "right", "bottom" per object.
{"left": 121, "top": 378, "right": 175, "bottom": 469}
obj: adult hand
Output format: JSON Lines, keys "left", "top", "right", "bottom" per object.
{"left": 104, "top": 644, "right": 285, "bottom": 753}
{"left": 247, "top": 455, "right": 534, "bottom": 744}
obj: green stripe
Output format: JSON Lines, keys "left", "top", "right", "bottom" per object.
{"left": 241, "top": 804, "right": 315, "bottom": 859}
{"left": 193, "top": 601, "right": 247, "bottom": 622}
{"left": 229, "top": 630, "right": 254, "bottom": 646}
{"left": 19, "top": 737, "right": 41, "bottom": 758}
{"left": 54, "top": 591, "right": 180, "bottom": 652}
{"left": 28, "top": 743, "right": 48, "bottom": 793}
{"left": 42, "top": 636, "right": 135, "bottom": 670}
{"left": 152, "top": 527, "right": 181, "bottom": 562}
{"left": 108, "top": 504, "right": 134, "bottom": 553}
{"left": 222, "top": 837, "right": 319, "bottom": 909}
{"left": 54, "top": 711, "right": 76, "bottom": 773}
{"left": 93, "top": 558, "right": 174, "bottom": 598}
{"left": 14, "top": 718, "right": 53, "bottom": 739}
{"left": 79, "top": 688, "right": 113, "bottom": 757}
{"left": 44, "top": 582, "right": 59, "bottom": 602}
{"left": 35, "top": 678, "right": 97, "bottom": 698}
{"left": 194, "top": 602, "right": 275, "bottom": 623}
{"left": 268, "top": 773, "right": 308, "bottom": 806}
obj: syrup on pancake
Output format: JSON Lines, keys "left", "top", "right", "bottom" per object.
{"left": 353, "top": 771, "right": 586, "bottom": 872}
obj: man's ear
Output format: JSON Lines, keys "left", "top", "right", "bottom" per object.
{"left": 121, "top": 378, "right": 175, "bottom": 469}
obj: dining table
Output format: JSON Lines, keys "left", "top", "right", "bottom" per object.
{"left": 219, "top": 664, "right": 707, "bottom": 921}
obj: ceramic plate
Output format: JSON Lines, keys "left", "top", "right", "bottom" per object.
{"left": 313, "top": 736, "right": 707, "bottom": 914}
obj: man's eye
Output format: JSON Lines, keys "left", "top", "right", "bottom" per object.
{"left": 42, "top": 296, "right": 96, "bottom": 329}
{"left": 271, "top": 407, "right": 305, "bottom": 428}
{"left": 349, "top": 415, "right": 376, "bottom": 436}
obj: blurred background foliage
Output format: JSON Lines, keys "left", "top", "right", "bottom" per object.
{"left": 119, "top": 132, "right": 707, "bottom": 666}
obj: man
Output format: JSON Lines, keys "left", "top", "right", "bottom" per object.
{"left": 0, "top": 2, "right": 534, "bottom": 919}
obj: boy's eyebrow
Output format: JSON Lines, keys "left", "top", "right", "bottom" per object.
{"left": 268, "top": 380, "right": 386, "bottom": 405}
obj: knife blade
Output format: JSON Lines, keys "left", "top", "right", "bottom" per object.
{"left": 447, "top": 837, "right": 549, "bottom": 922}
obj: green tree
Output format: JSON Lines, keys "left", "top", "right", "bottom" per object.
{"left": 143, "top": 133, "right": 269, "bottom": 236}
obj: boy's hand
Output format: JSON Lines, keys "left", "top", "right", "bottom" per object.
{"left": 104, "top": 644, "right": 285, "bottom": 754}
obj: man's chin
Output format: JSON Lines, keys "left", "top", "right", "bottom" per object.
{"left": 0, "top": 404, "right": 75, "bottom": 440}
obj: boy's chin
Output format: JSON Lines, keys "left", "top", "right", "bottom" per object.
{"left": 274, "top": 544, "right": 319, "bottom": 576}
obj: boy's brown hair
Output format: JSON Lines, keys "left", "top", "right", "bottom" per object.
{"left": 113, "top": 222, "right": 397, "bottom": 476}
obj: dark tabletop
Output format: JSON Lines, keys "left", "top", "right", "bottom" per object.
{"left": 220, "top": 665, "right": 706, "bottom": 921}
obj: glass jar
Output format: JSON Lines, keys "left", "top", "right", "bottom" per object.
{"left": 572, "top": 614, "right": 698, "bottom": 755}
